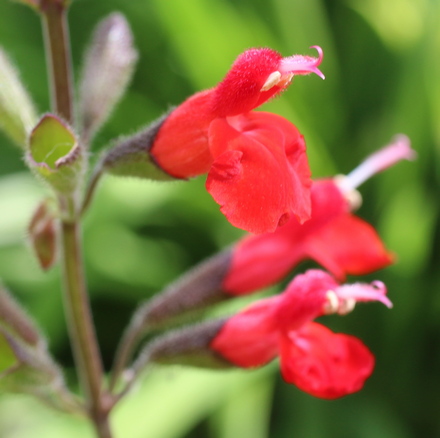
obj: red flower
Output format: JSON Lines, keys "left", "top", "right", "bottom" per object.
{"left": 222, "top": 136, "right": 415, "bottom": 294}
{"left": 222, "top": 179, "right": 394, "bottom": 294}
{"left": 150, "top": 47, "right": 324, "bottom": 233}
{"left": 211, "top": 269, "right": 392, "bottom": 398}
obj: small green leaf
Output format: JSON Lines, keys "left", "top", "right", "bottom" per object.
{"left": 27, "top": 114, "right": 84, "bottom": 194}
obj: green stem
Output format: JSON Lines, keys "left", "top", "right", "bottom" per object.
{"left": 40, "top": 3, "right": 114, "bottom": 436}
{"left": 41, "top": 1, "right": 74, "bottom": 123}
{"left": 60, "top": 221, "right": 113, "bottom": 438}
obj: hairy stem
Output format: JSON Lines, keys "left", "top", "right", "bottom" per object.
{"left": 110, "top": 250, "right": 232, "bottom": 392}
{"left": 40, "top": 2, "right": 114, "bottom": 436}
{"left": 60, "top": 221, "right": 111, "bottom": 436}
{"left": 81, "top": 164, "right": 104, "bottom": 216}
{"left": 41, "top": 1, "right": 74, "bottom": 123}
{"left": 109, "top": 309, "right": 147, "bottom": 392}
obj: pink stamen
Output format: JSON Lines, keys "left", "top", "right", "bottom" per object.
{"left": 338, "top": 134, "right": 416, "bottom": 193}
{"left": 279, "top": 46, "right": 325, "bottom": 80}
{"left": 336, "top": 281, "right": 393, "bottom": 309}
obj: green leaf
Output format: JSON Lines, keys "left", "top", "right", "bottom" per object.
{"left": 27, "top": 114, "right": 84, "bottom": 194}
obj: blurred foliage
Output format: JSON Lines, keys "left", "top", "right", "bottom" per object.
{"left": 0, "top": 0, "right": 439, "bottom": 437}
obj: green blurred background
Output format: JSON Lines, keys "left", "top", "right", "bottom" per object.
{"left": 0, "top": 0, "right": 439, "bottom": 437}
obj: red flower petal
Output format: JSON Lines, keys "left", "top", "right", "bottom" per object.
{"left": 210, "top": 296, "right": 281, "bottom": 367}
{"left": 280, "top": 322, "right": 375, "bottom": 399}
{"left": 206, "top": 112, "right": 311, "bottom": 234}
{"left": 211, "top": 48, "right": 283, "bottom": 117}
{"left": 305, "top": 213, "right": 394, "bottom": 279}
{"left": 151, "top": 90, "right": 214, "bottom": 178}
{"left": 222, "top": 180, "right": 344, "bottom": 294}
{"left": 222, "top": 180, "right": 393, "bottom": 294}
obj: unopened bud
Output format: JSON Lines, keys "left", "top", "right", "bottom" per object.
{"left": 80, "top": 13, "right": 138, "bottom": 143}
{"left": 26, "top": 114, "right": 84, "bottom": 195}
{"left": 28, "top": 199, "right": 58, "bottom": 270}
{"left": 0, "top": 48, "right": 38, "bottom": 148}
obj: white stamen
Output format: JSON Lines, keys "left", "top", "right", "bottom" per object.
{"left": 334, "top": 175, "right": 363, "bottom": 210}
{"left": 324, "top": 290, "right": 339, "bottom": 314}
{"left": 260, "top": 71, "right": 282, "bottom": 91}
{"left": 338, "top": 298, "right": 356, "bottom": 315}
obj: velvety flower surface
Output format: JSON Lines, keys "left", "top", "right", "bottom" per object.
{"left": 150, "top": 47, "right": 324, "bottom": 233}
{"left": 211, "top": 269, "right": 392, "bottom": 399}
{"left": 222, "top": 179, "right": 394, "bottom": 294}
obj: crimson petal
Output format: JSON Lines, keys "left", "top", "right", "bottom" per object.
{"left": 206, "top": 112, "right": 311, "bottom": 234}
{"left": 280, "top": 322, "right": 375, "bottom": 399}
{"left": 305, "top": 213, "right": 394, "bottom": 280}
{"left": 210, "top": 296, "right": 281, "bottom": 368}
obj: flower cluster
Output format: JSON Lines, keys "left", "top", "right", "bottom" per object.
{"left": 222, "top": 178, "right": 394, "bottom": 295}
{"left": 108, "top": 46, "right": 415, "bottom": 399}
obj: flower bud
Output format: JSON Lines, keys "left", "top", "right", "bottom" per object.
{"left": 0, "top": 48, "right": 38, "bottom": 148}
{"left": 26, "top": 114, "right": 84, "bottom": 195}
{"left": 79, "top": 13, "right": 138, "bottom": 143}
{"left": 28, "top": 199, "right": 58, "bottom": 270}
